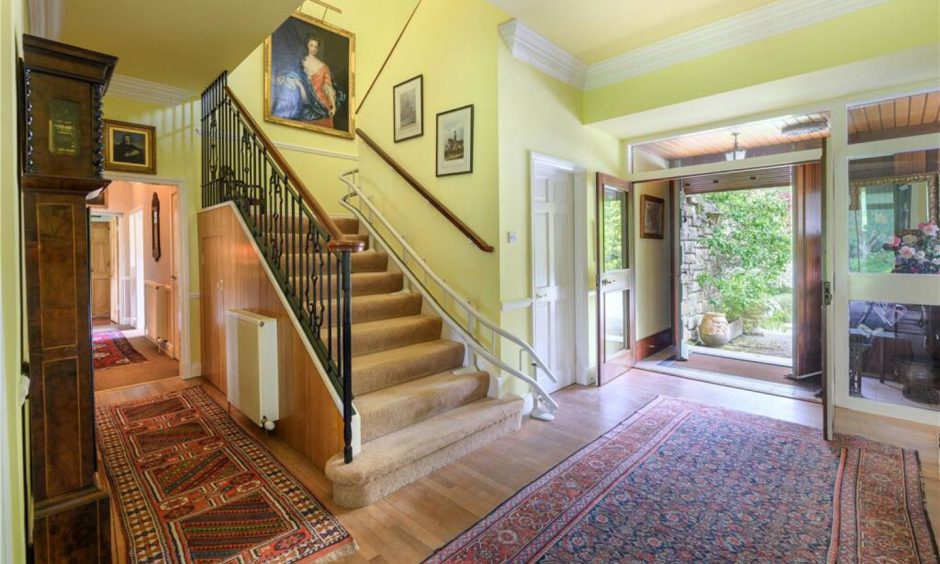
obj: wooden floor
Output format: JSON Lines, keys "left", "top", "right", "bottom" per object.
{"left": 94, "top": 333, "right": 179, "bottom": 391}
{"left": 96, "top": 368, "right": 938, "bottom": 563}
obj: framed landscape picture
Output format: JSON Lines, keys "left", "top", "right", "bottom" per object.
{"left": 104, "top": 120, "right": 156, "bottom": 174}
{"left": 640, "top": 194, "right": 665, "bottom": 239}
{"left": 393, "top": 75, "right": 423, "bottom": 142}
{"left": 436, "top": 105, "right": 473, "bottom": 177}
{"left": 264, "top": 12, "right": 355, "bottom": 138}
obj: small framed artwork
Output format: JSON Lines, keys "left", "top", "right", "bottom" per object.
{"left": 436, "top": 104, "right": 473, "bottom": 177}
{"left": 264, "top": 12, "right": 355, "bottom": 138}
{"left": 104, "top": 120, "right": 156, "bottom": 174}
{"left": 640, "top": 194, "right": 665, "bottom": 239}
{"left": 393, "top": 75, "right": 423, "bottom": 142}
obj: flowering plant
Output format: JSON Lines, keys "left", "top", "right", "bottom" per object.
{"left": 883, "top": 222, "right": 940, "bottom": 274}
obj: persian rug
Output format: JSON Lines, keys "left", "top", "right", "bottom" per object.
{"left": 428, "top": 396, "right": 938, "bottom": 563}
{"left": 93, "top": 331, "right": 148, "bottom": 370}
{"left": 96, "top": 386, "right": 356, "bottom": 563}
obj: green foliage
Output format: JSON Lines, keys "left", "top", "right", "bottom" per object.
{"left": 603, "top": 193, "right": 624, "bottom": 271}
{"left": 696, "top": 189, "right": 792, "bottom": 329}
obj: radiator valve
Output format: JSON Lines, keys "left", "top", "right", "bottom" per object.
{"left": 260, "top": 416, "right": 276, "bottom": 431}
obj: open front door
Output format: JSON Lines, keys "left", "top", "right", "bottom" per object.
{"left": 794, "top": 159, "right": 829, "bottom": 437}
{"left": 596, "top": 173, "right": 636, "bottom": 385}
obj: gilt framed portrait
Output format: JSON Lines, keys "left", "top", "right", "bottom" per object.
{"left": 264, "top": 12, "right": 355, "bottom": 138}
{"left": 436, "top": 105, "right": 473, "bottom": 177}
{"left": 104, "top": 120, "right": 156, "bottom": 174}
{"left": 393, "top": 75, "right": 423, "bottom": 142}
{"left": 640, "top": 194, "right": 665, "bottom": 239}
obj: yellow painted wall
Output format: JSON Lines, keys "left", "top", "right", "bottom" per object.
{"left": 1, "top": 0, "right": 26, "bottom": 559}
{"left": 496, "top": 41, "right": 622, "bottom": 382}
{"left": 584, "top": 0, "right": 940, "bottom": 123}
{"left": 226, "top": 0, "right": 419, "bottom": 214}
{"left": 634, "top": 180, "right": 672, "bottom": 338}
{"left": 356, "top": 0, "right": 509, "bottom": 318}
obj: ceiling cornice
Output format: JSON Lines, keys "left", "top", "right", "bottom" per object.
{"left": 107, "top": 74, "right": 197, "bottom": 106}
{"left": 500, "top": 0, "right": 892, "bottom": 92}
{"left": 27, "top": 0, "right": 61, "bottom": 40}
{"left": 499, "top": 20, "right": 588, "bottom": 89}
{"left": 585, "top": 0, "right": 891, "bottom": 90}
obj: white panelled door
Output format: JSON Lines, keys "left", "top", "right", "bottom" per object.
{"left": 532, "top": 162, "right": 576, "bottom": 393}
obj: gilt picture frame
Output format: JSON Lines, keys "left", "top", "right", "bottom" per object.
{"left": 264, "top": 11, "right": 356, "bottom": 139}
{"left": 436, "top": 105, "right": 473, "bottom": 177}
{"left": 104, "top": 120, "right": 156, "bottom": 174}
{"left": 393, "top": 75, "right": 423, "bottom": 143}
{"left": 640, "top": 194, "right": 665, "bottom": 239}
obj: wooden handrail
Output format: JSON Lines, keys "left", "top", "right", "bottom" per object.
{"left": 223, "top": 86, "right": 364, "bottom": 253}
{"left": 356, "top": 128, "right": 494, "bottom": 253}
{"left": 356, "top": 0, "right": 423, "bottom": 115}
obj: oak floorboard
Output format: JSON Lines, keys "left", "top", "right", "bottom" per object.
{"left": 96, "top": 369, "right": 937, "bottom": 563}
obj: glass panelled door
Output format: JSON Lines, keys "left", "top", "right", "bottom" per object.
{"left": 597, "top": 174, "right": 636, "bottom": 385}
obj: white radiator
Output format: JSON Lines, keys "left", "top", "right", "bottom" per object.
{"left": 145, "top": 282, "right": 172, "bottom": 347}
{"left": 225, "top": 309, "right": 279, "bottom": 429}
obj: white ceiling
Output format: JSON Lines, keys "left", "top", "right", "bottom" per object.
{"left": 41, "top": 0, "right": 303, "bottom": 92}
{"left": 487, "top": 0, "right": 777, "bottom": 64}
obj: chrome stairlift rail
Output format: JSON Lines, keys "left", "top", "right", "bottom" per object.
{"left": 339, "top": 170, "right": 559, "bottom": 420}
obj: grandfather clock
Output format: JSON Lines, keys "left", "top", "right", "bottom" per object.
{"left": 20, "top": 35, "right": 116, "bottom": 562}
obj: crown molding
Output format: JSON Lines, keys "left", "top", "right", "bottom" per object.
{"left": 499, "top": 19, "right": 588, "bottom": 89}
{"left": 106, "top": 74, "right": 196, "bottom": 106}
{"left": 27, "top": 0, "right": 61, "bottom": 40}
{"left": 584, "top": 0, "right": 891, "bottom": 90}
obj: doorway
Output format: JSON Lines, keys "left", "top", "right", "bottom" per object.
{"left": 596, "top": 173, "right": 636, "bottom": 385}
{"left": 531, "top": 158, "right": 577, "bottom": 394}
{"left": 88, "top": 180, "right": 183, "bottom": 391}
{"left": 638, "top": 164, "right": 825, "bottom": 403}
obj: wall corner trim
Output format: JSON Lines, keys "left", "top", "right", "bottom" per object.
{"left": 584, "top": 0, "right": 892, "bottom": 90}
{"left": 27, "top": 0, "right": 62, "bottom": 40}
{"left": 499, "top": 19, "right": 588, "bottom": 90}
{"left": 107, "top": 74, "right": 196, "bottom": 106}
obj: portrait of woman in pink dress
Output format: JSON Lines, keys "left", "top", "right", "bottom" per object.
{"left": 265, "top": 13, "right": 354, "bottom": 137}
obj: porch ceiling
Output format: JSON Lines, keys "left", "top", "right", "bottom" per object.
{"left": 53, "top": 0, "right": 303, "bottom": 93}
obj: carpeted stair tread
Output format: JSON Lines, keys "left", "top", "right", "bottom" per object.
{"left": 348, "top": 292, "right": 423, "bottom": 323}
{"left": 329, "top": 215, "right": 360, "bottom": 235}
{"left": 280, "top": 250, "right": 389, "bottom": 273}
{"left": 291, "top": 271, "right": 403, "bottom": 296}
{"left": 325, "top": 396, "right": 523, "bottom": 507}
{"left": 351, "top": 340, "right": 466, "bottom": 396}
{"left": 357, "top": 370, "right": 490, "bottom": 442}
{"left": 345, "top": 314, "right": 442, "bottom": 356}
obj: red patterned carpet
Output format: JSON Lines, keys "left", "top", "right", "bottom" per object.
{"left": 428, "top": 396, "right": 938, "bottom": 563}
{"left": 96, "top": 387, "right": 356, "bottom": 563}
{"left": 93, "top": 331, "right": 148, "bottom": 370}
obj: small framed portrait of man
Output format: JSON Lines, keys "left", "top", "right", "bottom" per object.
{"left": 104, "top": 120, "right": 156, "bottom": 174}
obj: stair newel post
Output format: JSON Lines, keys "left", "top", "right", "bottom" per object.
{"left": 340, "top": 249, "right": 354, "bottom": 463}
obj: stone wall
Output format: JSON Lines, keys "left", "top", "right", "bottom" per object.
{"left": 680, "top": 194, "right": 719, "bottom": 344}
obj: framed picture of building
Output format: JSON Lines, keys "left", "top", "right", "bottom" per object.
{"left": 393, "top": 75, "right": 423, "bottom": 142}
{"left": 104, "top": 120, "right": 156, "bottom": 174}
{"left": 436, "top": 105, "right": 473, "bottom": 177}
{"left": 640, "top": 194, "right": 665, "bottom": 239}
{"left": 264, "top": 12, "right": 355, "bottom": 138}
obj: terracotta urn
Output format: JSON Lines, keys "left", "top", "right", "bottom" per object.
{"left": 699, "top": 312, "right": 731, "bottom": 347}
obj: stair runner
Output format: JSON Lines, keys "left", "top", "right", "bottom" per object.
{"left": 278, "top": 214, "right": 523, "bottom": 508}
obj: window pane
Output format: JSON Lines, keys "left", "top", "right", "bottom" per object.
{"left": 849, "top": 300, "right": 940, "bottom": 411}
{"left": 848, "top": 150, "right": 939, "bottom": 275}
{"left": 848, "top": 90, "right": 940, "bottom": 145}
{"left": 603, "top": 188, "right": 627, "bottom": 271}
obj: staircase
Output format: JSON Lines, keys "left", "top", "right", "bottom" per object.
{"left": 201, "top": 73, "right": 540, "bottom": 510}
{"left": 311, "top": 216, "right": 523, "bottom": 507}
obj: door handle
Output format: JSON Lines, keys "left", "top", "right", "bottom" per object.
{"left": 535, "top": 292, "right": 548, "bottom": 299}
{"left": 601, "top": 279, "right": 614, "bottom": 286}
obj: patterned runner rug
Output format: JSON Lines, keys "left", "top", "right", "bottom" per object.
{"left": 428, "top": 396, "right": 938, "bottom": 563}
{"left": 97, "top": 386, "right": 356, "bottom": 563}
{"left": 93, "top": 331, "right": 148, "bottom": 370}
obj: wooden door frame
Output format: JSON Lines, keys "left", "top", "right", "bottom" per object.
{"left": 105, "top": 173, "right": 193, "bottom": 378}
{"left": 595, "top": 172, "right": 637, "bottom": 385}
